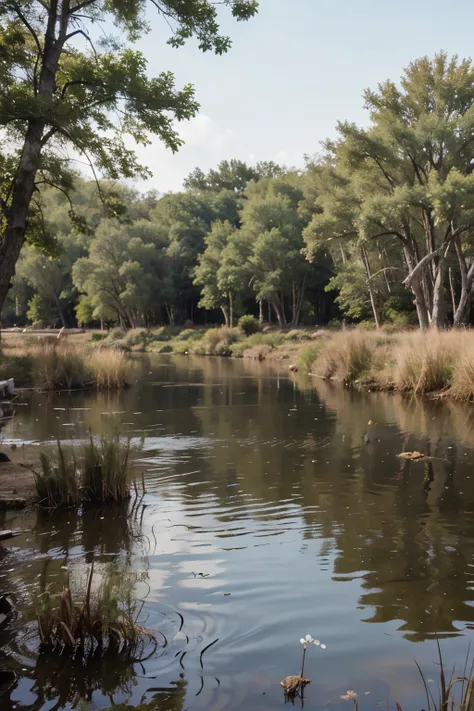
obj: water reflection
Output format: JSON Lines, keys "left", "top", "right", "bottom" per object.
{"left": 2, "top": 355, "right": 474, "bottom": 709}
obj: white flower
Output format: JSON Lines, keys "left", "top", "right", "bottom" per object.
{"left": 313, "top": 639, "right": 320, "bottom": 646}
{"left": 320, "top": 643, "right": 327, "bottom": 649}
{"left": 300, "top": 638, "right": 306, "bottom": 645}
{"left": 305, "top": 634, "right": 313, "bottom": 643}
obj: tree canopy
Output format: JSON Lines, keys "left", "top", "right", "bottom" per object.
{"left": 0, "top": 0, "right": 259, "bottom": 313}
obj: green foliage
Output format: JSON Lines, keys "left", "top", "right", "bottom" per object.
{"left": 238, "top": 314, "right": 260, "bottom": 335}
{"left": 298, "top": 345, "right": 320, "bottom": 372}
{"left": 26, "top": 294, "right": 53, "bottom": 325}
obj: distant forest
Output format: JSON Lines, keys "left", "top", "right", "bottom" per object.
{"left": 7, "top": 53, "right": 474, "bottom": 331}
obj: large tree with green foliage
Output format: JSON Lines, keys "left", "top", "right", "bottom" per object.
{"left": 240, "top": 172, "right": 310, "bottom": 327}
{"left": 0, "top": 0, "right": 258, "bottom": 315}
{"left": 304, "top": 53, "right": 474, "bottom": 328}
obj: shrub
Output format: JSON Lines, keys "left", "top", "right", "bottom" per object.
{"left": 298, "top": 345, "right": 320, "bottom": 372}
{"left": 0, "top": 354, "right": 34, "bottom": 386}
{"left": 91, "top": 333, "right": 106, "bottom": 343}
{"left": 283, "top": 329, "right": 311, "bottom": 342}
{"left": 194, "top": 327, "right": 240, "bottom": 355}
{"left": 238, "top": 315, "right": 260, "bottom": 336}
{"left": 178, "top": 328, "right": 200, "bottom": 341}
{"left": 108, "top": 327, "right": 125, "bottom": 342}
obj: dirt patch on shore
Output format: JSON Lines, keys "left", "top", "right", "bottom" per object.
{"left": 0, "top": 446, "right": 37, "bottom": 501}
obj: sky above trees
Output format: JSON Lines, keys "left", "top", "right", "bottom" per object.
{"left": 120, "top": 0, "right": 474, "bottom": 193}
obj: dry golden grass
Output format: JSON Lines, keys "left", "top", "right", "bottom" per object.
{"left": 392, "top": 332, "right": 454, "bottom": 393}
{"left": 89, "top": 348, "right": 128, "bottom": 389}
{"left": 301, "top": 328, "right": 474, "bottom": 400}
{"left": 311, "top": 331, "right": 375, "bottom": 382}
{"left": 1, "top": 334, "right": 128, "bottom": 390}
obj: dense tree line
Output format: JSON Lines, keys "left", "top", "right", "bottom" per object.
{"left": 5, "top": 50, "right": 474, "bottom": 330}
{"left": 4, "top": 160, "right": 336, "bottom": 328}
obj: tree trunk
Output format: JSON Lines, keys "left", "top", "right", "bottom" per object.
{"left": 402, "top": 245, "right": 430, "bottom": 329}
{"left": 291, "top": 281, "right": 297, "bottom": 326}
{"left": 259, "top": 300, "right": 263, "bottom": 325}
{"left": 361, "top": 245, "right": 382, "bottom": 329}
{"left": 0, "top": 1, "right": 69, "bottom": 316}
{"left": 221, "top": 305, "right": 229, "bottom": 327}
{"left": 53, "top": 291, "right": 67, "bottom": 328}
{"left": 165, "top": 304, "right": 175, "bottom": 325}
{"left": 229, "top": 292, "right": 233, "bottom": 328}
{"left": 431, "top": 260, "right": 446, "bottom": 328}
{"left": 267, "top": 301, "right": 272, "bottom": 324}
{"left": 272, "top": 301, "right": 284, "bottom": 328}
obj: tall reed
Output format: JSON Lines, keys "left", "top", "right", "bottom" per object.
{"left": 36, "top": 561, "right": 160, "bottom": 656}
{"left": 33, "top": 440, "right": 80, "bottom": 508}
{"left": 82, "top": 433, "right": 135, "bottom": 503}
{"left": 32, "top": 433, "right": 141, "bottom": 507}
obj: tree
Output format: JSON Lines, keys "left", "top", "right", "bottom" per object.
{"left": 72, "top": 219, "right": 171, "bottom": 328}
{"left": 184, "top": 159, "right": 282, "bottom": 193}
{"left": 194, "top": 220, "right": 251, "bottom": 325}
{"left": 304, "top": 53, "right": 474, "bottom": 328}
{"left": 241, "top": 173, "right": 309, "bottom": 326}
{"left": 0, "top": 0, "right": 258, "bottom": 315}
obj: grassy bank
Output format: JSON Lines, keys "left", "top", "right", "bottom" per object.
{"left": 0, "top": 335, "right": 128, "bottom": 390}
{"left": 296, "top": 329, "right": 474, "bottom": 400}
{"left": 95, "top": 324, "right": 474, "bottom": 401}
{"left": 7, "top": 326, "right": 474, "bottom": 401}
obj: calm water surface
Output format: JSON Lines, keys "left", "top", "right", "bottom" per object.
{"left": 1, "top": 354, "right": 474, "bottom": 711}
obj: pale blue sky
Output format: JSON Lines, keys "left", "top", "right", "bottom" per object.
{"left": 126, "top": 0, "right": 474, "bottom": 193}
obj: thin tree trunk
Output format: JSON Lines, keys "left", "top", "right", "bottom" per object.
{"left": 449, "top": 267, "right": 457, "bottom": 322}
{"left": 291, "top": 281, "right": 297, "bottom": 326}
{"left": 229, "top": 292, "right": 233, "bottom": 328}
{"left": 259, "top": 299, "right": 263, "bottom": 325}
{"left": 0, "top": 0, "right": 69, "bottom": 315}
{"left": 431, "top": 260, "right": 446, "bottom": 328}
{"left": 267, "top": 301, "right": 271, "bottom": 324}
{"left": 165, "top": 304, "right": 175, "bottom": 325}
{"left": 272, "top": 301, "right": 284, "bottom": 328}
{"left": 361, "top": 245, "right": 382, "bottom": 329}
{"left": 402, "top": 245, "right": 430, "bottom": 329}
{"left": 53, "top": 292, "right": 67, "bottom": 328}
{"left": 221, "top": 305, "right": 229, "bottom": 327}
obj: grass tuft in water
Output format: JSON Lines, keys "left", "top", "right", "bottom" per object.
{"left": 31, "top": 433, "right": 142, "bottom": 507}
{"left": 36, "top": 561, "right": 161, "bottom": 656}
{"left": 33, "top": 440, "right": 80, "bottom": 508}
{"left": 82, "top": 432, "right": 136, "bottom": 503}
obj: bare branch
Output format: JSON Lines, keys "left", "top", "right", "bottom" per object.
{"left": 64, "top": 28, "right": 98, "bottom": 60}
{"left": 11, "top": 2, "right": 42, "bottom": 55}
{"left": 68, "top": 0, "right": 97, "bottom": 14}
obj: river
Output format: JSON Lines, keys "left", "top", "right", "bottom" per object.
{"left": 1, "top": 354, "right": 474, "bottom": 711}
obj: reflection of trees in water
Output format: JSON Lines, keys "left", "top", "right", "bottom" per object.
{"left": 0, "top": 646, "right": 187, "bottom": 711}
{"left": 170, "top": 365, "right": 474, "bottom": 640}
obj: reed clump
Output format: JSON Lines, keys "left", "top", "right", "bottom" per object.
{"left": 392, "top": 332, "right": 455, "bottom": 393}
{"left": 89, "top": 348, "right": 128, "bottom": 389}
{"left": 36, "top": 562, "right": 160, "bottom": 656}
{"left": 82, "top": 433, "right": 134, "bottom": 502}
{"left": 311, "top": 331, "right": 374, "bottom": 382}
{"left": 1, "top": 338, "right": 129, "bottom": 390}
{"left": 33, "top": 440, "right": 80, "bottom": 508}
{"left": 32, "top": 433, "right": 141, "bottom": 507}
